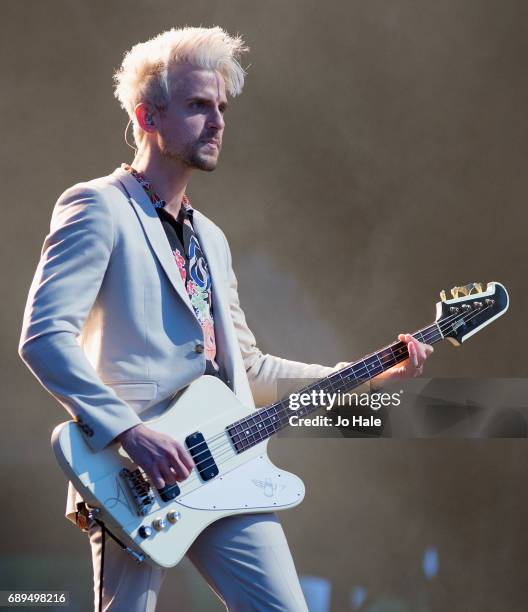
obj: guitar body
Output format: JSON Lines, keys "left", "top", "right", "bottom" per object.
{"left": 52, "top": 376, "right": 305, "bottom": 568}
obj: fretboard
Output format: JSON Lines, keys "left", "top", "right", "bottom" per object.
{"left": 227, "top": 322, "right": 443, "bottom": 453}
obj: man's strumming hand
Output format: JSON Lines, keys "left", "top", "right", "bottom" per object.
{"left": 117, "top": 423, "right": 195, "bottom": 489}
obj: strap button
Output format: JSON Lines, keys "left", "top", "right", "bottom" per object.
{"left": 194, "top": 343, "right": 205, "bottom": 354}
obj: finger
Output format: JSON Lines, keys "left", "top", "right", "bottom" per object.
{"left": 412, "top": 338, "right": 428, "bottom": 363}
{"left": 170, "top": 458, "right": 191, "bottom": 482}
{"left": 405, "top": 334, "right": 417, "bottom": 354}
{"left": 398, "top": 333, "right": 406, "bottom": 342}
{"left": 167, "top": 449, "right": 192, "bottom": 480}
{"left": 420, "top": 343, "right": 432, "bottom": 362}
{"left": 159, "top": 462, "right": 178, "bottom": 486}
{"left": 175, "top": 442, "right": 196, "bottom": 472}
{"left": 407, "top": 340, "right": 419, "bottom": 367}
{"left": 414, "top": 343, "right": 426, "bottom": 363}
{"left": 414, "top": 364, "right": 423, "bottom": 377}
{"left": 148, "top": 465, "right": 165, "bottom": 490}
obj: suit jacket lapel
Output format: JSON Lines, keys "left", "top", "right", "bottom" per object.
{"left": 112, "top": 167, "right": 195, "bottom": 318}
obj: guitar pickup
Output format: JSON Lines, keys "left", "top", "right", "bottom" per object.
{"left": 185, "top": 431, "right": 219, "bottom": 482}
{"left": 157, "top": 483, "right": 181, "bottom": 502}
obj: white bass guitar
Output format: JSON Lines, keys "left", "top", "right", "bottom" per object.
{"left": 52, "top": 281, "right": 509, "bottom": 567}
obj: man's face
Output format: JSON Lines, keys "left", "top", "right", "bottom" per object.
{"left": 156, "top": 63, "right": 228, "bottom": 171}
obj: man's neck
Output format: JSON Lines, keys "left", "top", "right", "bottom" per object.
{"left": 131, "top": 148, "right": 192, "bottom": 218}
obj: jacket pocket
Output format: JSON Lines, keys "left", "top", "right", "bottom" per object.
{"left": 106, "top": 381, "right": 158, "bottom": 402}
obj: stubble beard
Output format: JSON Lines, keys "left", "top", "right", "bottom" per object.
{"left": 160, "top": 138, "right": 220, "bottom": 172}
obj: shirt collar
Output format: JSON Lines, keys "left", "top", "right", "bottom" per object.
{"left": 121, "top": 163, "right": 193, "bottom": 221}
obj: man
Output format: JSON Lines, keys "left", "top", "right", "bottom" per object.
{"left": 19, "top": 26, "right": 432, "bottom": 611}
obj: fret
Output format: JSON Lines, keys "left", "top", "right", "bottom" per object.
{"left": 275, "top": 404, "right": 287, "bottom": 425}
{"left": 297, "top": 405, "right": 308, "bottom": 418}
{"left": 271, "top": 403, "right": 291, "bottom": 428}
{"left": 269, "top": 406, "right": 280, "bottom": 431}
{"left": 390, "top": 343, "right": 408, "bottom": 361}
{"left": 255, "top": 411, "right": 266, "bottom": 437}
{"left": 251, "top": 417, "right": 261, "bottom": 445}
{"left": 242, "top": 424, "right": 254, "bottom": 443}
{"left": 330, "top": 375, "right": 343, "bottom": 393}
{"left": 318, "top": 378, "right": 333, "bottom": 395}
{"left": 343, "top": 371, "right": 361, "bottom": 387}
{"left": 230, "top": 428, "right": 244, "bottom": 452}
{"left": 263, "top": 410, "right": 276, "bottom": 436}
{"left": 259, "top": 408, "right": 271, "bottom": 435}
{"left": 273, "top": 401, "right": 287, "bottom": 419}
{"left": 417, "top": 324, "right": 441, "bottom": 344}
{"left": 248, "top": 416, "right": 258, "bottom": 444}
{"left": 261, "top": 414, "right": 273, "bottom": 438}
{"left": 364, "top": 354, "right": 384, "bottom": 377}
{"left": 309, "top": 382, "right": 324, "bottom": 394}
{"left": 377, "top": 347, "right": 395, "bottom": 367}
{"left": 350, "top": 360, "right": 366, "bottom": 380}
{"left": 232, "top": 424, "right": 244, "bottom": 452}
{"left": 431, "top": 326, "right": 442, "bottom": 342}
{"left": 227, "top": 320, "right": 445, "bottom": 452}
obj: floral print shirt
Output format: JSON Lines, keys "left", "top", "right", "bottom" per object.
{"left": 122, "top": 163, "right": 220, "bottom": 378}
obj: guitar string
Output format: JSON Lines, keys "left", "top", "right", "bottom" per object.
{"left": 165, "top": 303, "right": 495, "bottom": 496}
{"left": 151, "top": 303, "right": 494, "bottom": 498}
{"left": 185, "top": 304, "right": 476, "bottom": 458}
{"left": 165, "top": 304, "right": 494, "bottom": 492}
{"left": 183, "top": 304, "right": 487, "bottom": 464}
{"left": 184, "top": 320, "right": 444, "bottom": 458}
{"left": 216, "top": 303, "right": 494, "bottom": 455}
{"left": 183, "top": 326, "right": 436, "bottom": 467}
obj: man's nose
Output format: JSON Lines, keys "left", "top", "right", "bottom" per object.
{"left": 207, "top": 106, "right": 225, "bottom": 131}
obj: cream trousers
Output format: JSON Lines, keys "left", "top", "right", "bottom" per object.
{"left": 88, "top": 512, "right": 309, "bottom": 611}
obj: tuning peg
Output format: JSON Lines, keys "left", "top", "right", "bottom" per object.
{"left": 440, "top": 289, "right": 447, "bottom": 301}
{"left": 467, "top": 282, "right": 482, "bottom": 295}
{"left": 451, "top": 287, "right": 460, "bottom": 299}
{"left": 474, "top": 282, "right": 484, "bottom": 294}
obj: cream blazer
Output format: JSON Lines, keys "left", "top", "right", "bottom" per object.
{"left": 19, "top": 167, "right": 353, "bottom": 524}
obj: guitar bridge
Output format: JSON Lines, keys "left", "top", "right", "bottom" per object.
{"left": 120, "top": 468, "right": 155, "bottom": 516}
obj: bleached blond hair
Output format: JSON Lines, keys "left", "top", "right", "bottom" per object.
{"left": 113, "top": 26, "right": 248, "bottom": 144}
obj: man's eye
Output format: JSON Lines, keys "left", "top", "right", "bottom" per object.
{"left": 191, "top": 101, "right": 205, "bottom": 109}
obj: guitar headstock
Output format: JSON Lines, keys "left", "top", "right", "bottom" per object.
{"left": 436, "top": 282, "right": 509, "bottom": 345}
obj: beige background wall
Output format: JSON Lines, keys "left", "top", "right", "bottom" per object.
{"left": 2, "top": 1, "right": 527, "bottom": 610}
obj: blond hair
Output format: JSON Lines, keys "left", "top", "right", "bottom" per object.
{"left": 113, "top": 26, "right": 248, "bottom": 143}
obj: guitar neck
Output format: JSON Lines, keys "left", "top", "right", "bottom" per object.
{"left": 227, "top": 322, "right": 443, "bottom": 452}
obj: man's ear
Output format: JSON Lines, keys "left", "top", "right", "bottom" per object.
{"left": 134, "top": 103, "right": 157, "bottom": 133}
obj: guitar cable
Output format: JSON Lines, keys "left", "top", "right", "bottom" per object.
{"left": 83, "top": 507, "right": 131, "bottom": 612}
{"left": 98, "top": 522, "right": 105, "bottom": 612}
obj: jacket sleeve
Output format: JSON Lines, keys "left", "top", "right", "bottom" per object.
{"left": 221, "top": 232, "right": 371, "bottom": 407}
{"left": 18, "top": 185, "right": 142, "bottom": 452}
